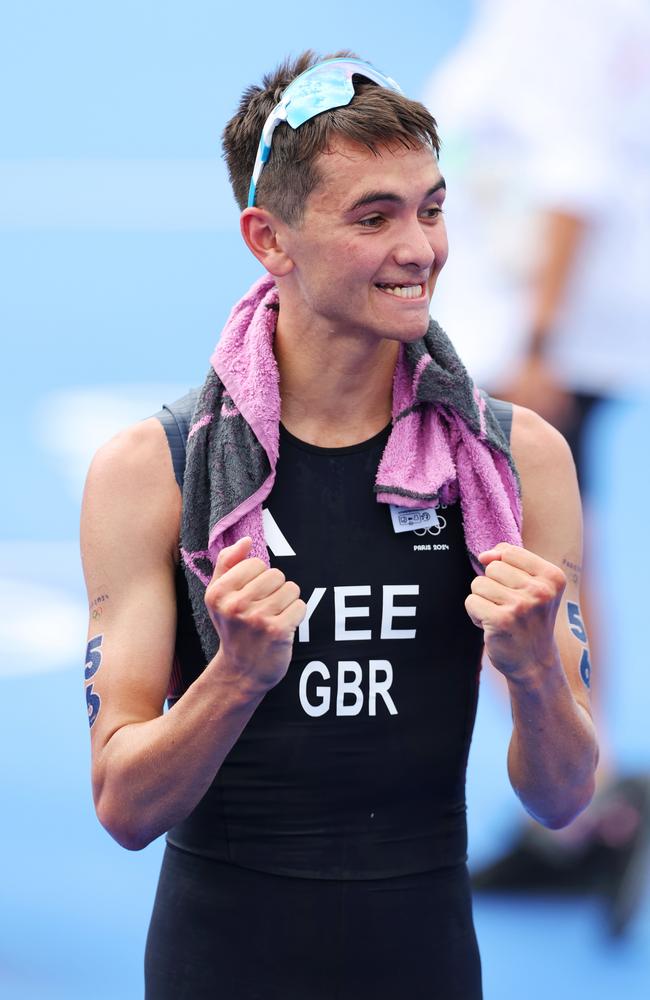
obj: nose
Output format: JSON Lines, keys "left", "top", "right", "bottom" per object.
{"left": 392, "top": 218, "right": 437, "bottom": 272}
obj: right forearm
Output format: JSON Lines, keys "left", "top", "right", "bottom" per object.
{"left": 94, "top": 653, "right": 265, "bottom": 850}
{"left": 93, "top": 536, "right": 306, "bottom": 850}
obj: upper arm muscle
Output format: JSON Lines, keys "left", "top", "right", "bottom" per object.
{"left": 80, "top": 417, "right": 182, "bottom": 753}
{"left": 510, "top": 405, "right": 592, "bottom": 713}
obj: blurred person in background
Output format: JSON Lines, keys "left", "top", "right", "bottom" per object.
{"left": 424, "top": 0, "right": 650, "bottom": 936}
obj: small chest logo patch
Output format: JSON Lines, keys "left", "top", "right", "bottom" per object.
{"left": 413, "top": 511, "right": 447, "bottom": 537}
{"left": 392, "top": 504, "right": 451, "bottom": 552}
{"left": 389, "top": 504, "right": 440, "bottom": 534}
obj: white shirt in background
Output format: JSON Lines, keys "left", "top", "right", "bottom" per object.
{"left": 424, "top": 0, "right": 650, "bottom": 394}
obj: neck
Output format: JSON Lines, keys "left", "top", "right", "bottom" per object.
{"left": 274, "top": 307, "right": 399, "bottom": 449}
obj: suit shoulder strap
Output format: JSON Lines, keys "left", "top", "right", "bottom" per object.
{"left": 485, "top": 394, "right": 513, "bottom": 444}
{"left": 154, "top": 387, "right": 201, "bottom": 490}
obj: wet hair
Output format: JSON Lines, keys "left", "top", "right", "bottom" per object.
{"left": 222, "top": 50, "right": 441, "bottom": 225}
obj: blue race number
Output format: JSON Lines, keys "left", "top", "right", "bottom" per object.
{"left": 567, "top": 602, "right": 588, "bottom": 644}
{"left": 86, "top": 684, "right": 101, "bottom": 728}
{"left": 85, "top": 635, "right": 103, "bottom": 680}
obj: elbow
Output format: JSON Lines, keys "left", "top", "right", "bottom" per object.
{"left": 94, "top": 789, "right": 156, "bottom": 852}
{"left": 111, "top": 825, "right": 153, "bottom": 853}
{"left": 538, "top": 810, "right": 582, "bottom": 831}
{"left": 92, "top": 749, "right": 161, "bottom": 851}
{"left": 528, "top": 775, "right": 597, "bottom": 831}
{"left": 97, "top": 804, "right": 154, "bottom": 852}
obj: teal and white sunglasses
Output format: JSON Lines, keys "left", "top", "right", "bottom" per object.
{"left": 247, "top": 57, "right": 403, "bottom": 208}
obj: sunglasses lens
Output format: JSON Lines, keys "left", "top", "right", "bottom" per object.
{"left": 285, "top": 71, "right": 356, "bottom": 128}
{"left": 248, "top": 59, "right": 402, "bottom": 207}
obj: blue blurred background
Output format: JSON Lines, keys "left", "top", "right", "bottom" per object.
{"left": 1, "top": 2, "right": 648, "bottom": 997}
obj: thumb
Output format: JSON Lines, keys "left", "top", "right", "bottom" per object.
{"left": 478, "top": 547, "right": 505, "bottom": 567}
{"left": 213, "top": 536, "right": 253, "bottom": 578}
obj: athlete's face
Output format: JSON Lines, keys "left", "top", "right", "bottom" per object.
{"left": 280, "top": 138, "right": 448, "bottom": 346}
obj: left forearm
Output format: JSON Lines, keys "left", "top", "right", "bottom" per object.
{"left": 528, "top": 211, "right": 587, "bottom": 354}
{"left": 506, "top": 653, "right": 598, "bottom": 829}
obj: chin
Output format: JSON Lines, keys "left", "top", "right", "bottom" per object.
{"left": 385, "top": 321, "right": 430, "bottom": 344}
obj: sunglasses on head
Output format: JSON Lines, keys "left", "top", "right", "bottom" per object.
{"left": 247, "top": 57, "right": 403, "bottom": 209}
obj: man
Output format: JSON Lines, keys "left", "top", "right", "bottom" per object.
{"left": 81, "top": 52, "right": 598, "bottom": 999}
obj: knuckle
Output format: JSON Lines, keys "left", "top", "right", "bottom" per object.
{"left": 499, "top": 610, "right": 515, "bottom": 632}
{"left": 530, "top": 579, "right": 554, "bottom": 603}
{"left": 206, "top": 576, "right": 228, "bottom": 601}
{"left": 220, "top": 593, "right": 244, "bottom": 618}
{"left": 204, "top": 582, "right": 220, "bottom": 608}
{"left": 512, "top": 594, "right": 530, "bottom": 615}
{"left": 265, "top": 622, "right": 287, "bottom": 642}
{"left": 245, "top": 610, "right": 267, "bottom": 632}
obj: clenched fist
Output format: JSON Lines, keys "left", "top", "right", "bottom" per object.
{"left": 465, "top": 542, "right": 566, "bottom": 682}
{"left": 205, "top": 537, "right": 306, "bottom": 696}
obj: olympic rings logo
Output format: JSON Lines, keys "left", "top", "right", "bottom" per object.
{"left": 413, "top": 513, "right": 447, "bottom": 537}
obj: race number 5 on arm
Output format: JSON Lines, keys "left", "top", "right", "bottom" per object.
{"left": 465, "top": 405, "right": 598, "bottom": 829}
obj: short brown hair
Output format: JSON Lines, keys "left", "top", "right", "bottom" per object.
{"left": 222, "top": 50, "right": 441, "bottom": 225}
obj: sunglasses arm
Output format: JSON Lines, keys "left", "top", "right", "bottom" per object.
{"left": 247, "top": 105, "right": 289, "bottom": 208}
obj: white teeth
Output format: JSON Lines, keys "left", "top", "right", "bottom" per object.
{"left": 377, "top": 284, "right": 423, "bottom": 299}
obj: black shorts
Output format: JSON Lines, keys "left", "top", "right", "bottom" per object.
{"left": 145, "top": 844, "right": 482, "bottom": 1000}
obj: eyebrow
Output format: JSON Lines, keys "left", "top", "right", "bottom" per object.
{"left": 346, "top": 178, "right": 446, "bottom": 214}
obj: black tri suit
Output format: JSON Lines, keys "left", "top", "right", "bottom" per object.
{"left": 143, "top": 392, "right": 512, "bottom": 999}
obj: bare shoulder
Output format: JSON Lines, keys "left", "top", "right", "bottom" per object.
{"left": 510, "top": 405, "right": 581, "bottom": 557}
{"left": 81, "top": 417, "right": 181, "bottom": 570}
{"left": 510, "top": 404, "right": 574, "bottom": 482}
{"left": 85, "top": 416, "right": 178, "bottom": 496}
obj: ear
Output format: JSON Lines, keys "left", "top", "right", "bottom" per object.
{"left": 240, "top": 208, "right": 294, "bottom": 277}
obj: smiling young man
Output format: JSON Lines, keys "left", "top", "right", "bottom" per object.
{"left": 80, "top": 52, "right": 598, "bottom": 999}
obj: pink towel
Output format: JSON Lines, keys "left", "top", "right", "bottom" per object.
{"left": 181, "top": 273, "right": 522, "bottom": 660}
